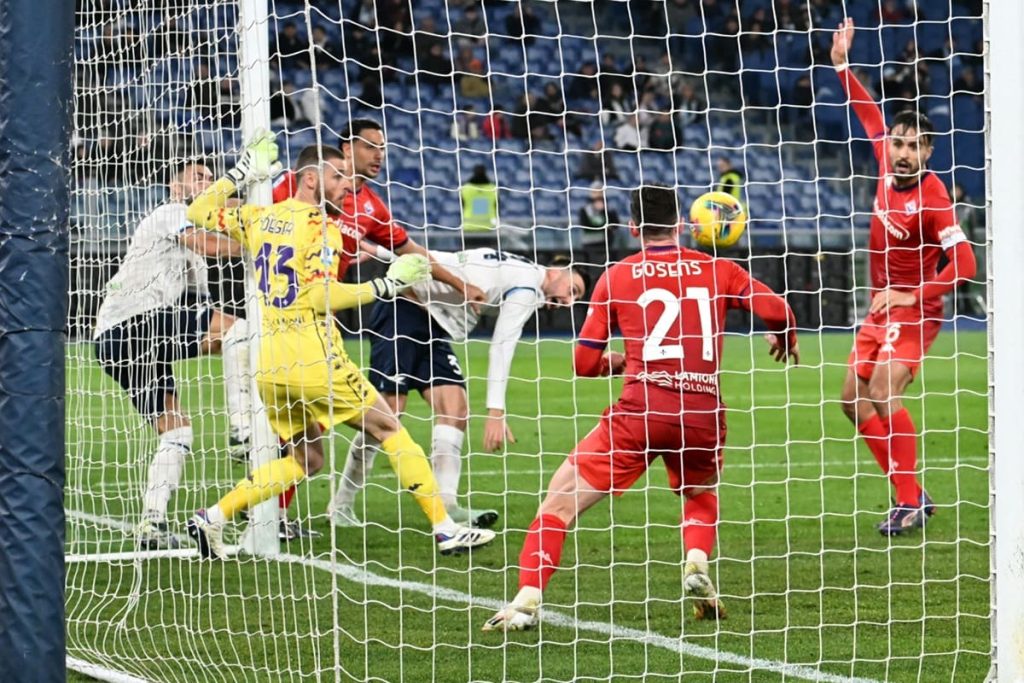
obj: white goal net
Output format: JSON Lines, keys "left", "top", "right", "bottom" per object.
{"left": 65, "top": 1, "right": 989, "bottom": 682}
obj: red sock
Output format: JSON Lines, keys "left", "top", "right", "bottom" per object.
{"left": 682, "top": 492, "right": 718, "bottom": 557}
{"left": 857, "top": 413, "right": 892, "bottom": 478}
{"left": 518, "top": 514, "right": 568, "bottom": 591}
{"left": 279, "top": 486, "right": 295, "bottom": 510}
{"left": 887, "top": 408, "right": 922, "bottom": 507}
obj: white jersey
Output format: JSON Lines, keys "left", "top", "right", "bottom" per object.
{"left": 93, "top": 203, "right": 210, "bottom": 337}
{"left": 408, "top": 248, "right": 546, "bottom": 411}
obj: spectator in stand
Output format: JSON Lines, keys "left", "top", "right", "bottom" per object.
{"left": 672, "top": 82, "right": 706, "bottom": 133}
{"left": 535, "top": 82, "right": 569, "bottom": 135}
{"left": 359, "top": 70, "right": 383, "bottom": 108}
{"left": 415, "top": 16, "right": 447, "bottom": 57}
{"left": 270, "top": 81, "right": 298, "bottom": 128}
{"left": 482, "top": 110, "right": 510, "bottom": 140}
{"left": 567, "top": 61, "right": 600, "bottom": 108}
{"left": 311, "top": 26, "right": 342, "bottom": 70}
{"left": 955, "top": 68, "right": 982, "bottom": 97}
{"left": 613, "top": 112, "right": 643, "bottom": 151}
{"left": 453, "top": 2, "right": 486, "bottom": 46}
{"left": 577, "top": 181, "right": 623, "bottom": 264}
{"left": 453, "top": 105, "right": 482, "bottom": 142}
{"left": 505, "top": 3, "right": 540, "bottom": 45}
{"left": 599, "top": 54, "right": 632, "bottom": 99}
{"left": 277, "top": 22, "right": 305, "bottom": 70}
{"left": 637, "top": 91, "right": 659, "bottom": 141}
{"left": 575, "top": 139, "right": 620, "bottom": 182}
{"left": 460, "top": 58, "right": 490, "bottom": 99}
{"left": 880, "top": 0, "right": 910, "bottom": 24}
{"left": 715, "top": 156, "right": 744, "bottom": 201}
{"left": 461, "top": 165, "right": 499, "bottom": 232}
{"left": 600, "top": 82, "right": 632, "bottom": 129}
{"left": 379, "top": 17, "right": 415, "bottom": 63}
{"left": 647, "top": 112, "right": 677, "bottom": 150}
{"left": 454, "top": 46, "right": 476, "bottom": 74}
{"left": 418, "top": 43, "right": 451, "bottom": 87}
{"left": 188, "top": 63, "right": 220, "bottom": 121}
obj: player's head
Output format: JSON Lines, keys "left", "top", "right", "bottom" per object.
{"left": 629, "top": 184, "right": 680, "bottom": 243}
{"left": 339, "top": 118, "right": 385, "bottom": 181}
{"left": 294, "top": 144, "right": 349, "bottom": 211}
{"left": 543, "top": 254, "right": 588, "bottom": 308}
{"left": 169, "top": 159, "right": 214, "bottom": 204}
{"left": 888, "top": 110, "right": 934, "bottom": 184}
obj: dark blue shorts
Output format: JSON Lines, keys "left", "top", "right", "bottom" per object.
{"left": 94, "top": 297, "right": 213, "bottom": 420}
{"left": 368, "top": 298, "right": 465, "bottom": 395}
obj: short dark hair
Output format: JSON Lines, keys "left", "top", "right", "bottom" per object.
{"left": 630, "top": 184, "right": 680, "bottom": 238}
{"left": 549, "top": 254, "right": 591, "bottom": 297}
{"left": 890, "top": 109, "right": 934, "bottom": 146}
{"left": 339, "top": 118, "right": 383, "bottom": 147}
{"left": 169, "top": 157, "right": 211, "bottom": 184}
{"left": 295, "top": 144, "right": 344, "bottom": 178}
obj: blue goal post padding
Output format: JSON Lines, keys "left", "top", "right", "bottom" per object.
{"left": 0, "top": 2, "right": 73, "bottom": 682}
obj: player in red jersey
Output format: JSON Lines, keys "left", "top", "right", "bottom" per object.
{"left": 482, "top": 185, "right": 799, "bottom": 631}
{"left": 831, "top": 20, "right": 977, "bottom": 536}
{"left": 269, "top": 119, "right": 485, "bottom": 538}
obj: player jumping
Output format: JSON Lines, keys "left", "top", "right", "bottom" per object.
{"left": 831, "top": 19, "right": 977, "bottom": 536}
{"left": 94, "top": 160, "right": 252, "bottom": 550}
{"left": 327, "top": 248, "right": 588, "bottom": 529}
{"left": 185, "top": 134, "right": 495, "bottom": 558}
{"left": 483, "top": 185, "right": 799, "bottom": 630}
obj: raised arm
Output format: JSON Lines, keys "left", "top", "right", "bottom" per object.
{"left": 831, "top": 18, "right": 887, "bottom": 143}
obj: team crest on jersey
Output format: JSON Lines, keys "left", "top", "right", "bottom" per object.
{"left": 904, "top": 200, "right": 918, "bottom": 214}
{"left": 320, "top": 245, "right": 334, "bottom": 267}
{"left": 363, "top": 200, "right": 375, "bottom": 215}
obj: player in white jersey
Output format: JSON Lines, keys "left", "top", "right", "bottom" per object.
{"left": 94, "top": 160, "right": 257, "bottom": 550}
{"left": 328, "top": 248, "right": 587, "bottom": 528}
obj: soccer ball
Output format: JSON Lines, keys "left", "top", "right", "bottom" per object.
{"left": 688, "top": 191, "right": 747, "bottom": 248}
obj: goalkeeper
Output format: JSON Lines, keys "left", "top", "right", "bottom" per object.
{"left": 185, "top": 133, "right": 495, "bottom": 558}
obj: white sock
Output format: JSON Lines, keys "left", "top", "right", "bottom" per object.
{"left": 686, "top": 549, "right": 709, "bottom": 575}
{"left": 431, "top": 424, "right": 465, "bottom": 508}
{"left": 221, "top": 318, "right": 252, "bottom": 440}
{"left": 206, "top": 505, "right": 227, "bottom": 525}
{"left": 142, "top": 426, "right": 192, "bottom": 523}
{"left": 332, "top": 432, "right": 380, "bottom": 508}
{"left": 514, "top": 585, "right": 543, "bottom": 607}
{"left": 432, "top": 515, "right": 458, "bottom": 537}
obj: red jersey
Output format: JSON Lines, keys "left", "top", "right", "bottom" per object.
{"left": 576, "top": 245, "right": 796, "bottom": 426}
{"left": 272, "top": 170, "right": 409, "bottom": 279}
{"left": 837, "top": 67, "right": 968, "bottom": 319}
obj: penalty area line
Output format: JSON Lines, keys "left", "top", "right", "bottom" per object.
{"left": 66, "top": 509, "right": 883, "bottom": 683}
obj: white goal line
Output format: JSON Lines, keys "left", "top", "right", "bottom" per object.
{"left": 64, "top": 510, "right": 883, "bottom": 683}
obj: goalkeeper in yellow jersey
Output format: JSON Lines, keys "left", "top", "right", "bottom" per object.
{"left": 184, "top": 131, "right": 495, "bottom": 558}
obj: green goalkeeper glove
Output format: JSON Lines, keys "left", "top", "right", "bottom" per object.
{"left": 369, "top": 253, "right": 432, "bottom": 299}
{"left": 226, "top": 128, "right": 282, "bottom": 186}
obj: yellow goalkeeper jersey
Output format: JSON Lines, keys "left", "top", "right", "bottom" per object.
{"left": 187, "top": 178, "right": 347, "bottom": 387}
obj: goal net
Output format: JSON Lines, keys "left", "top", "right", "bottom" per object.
{"left": 65, "top": 1, "right": 989, "bottom": 681}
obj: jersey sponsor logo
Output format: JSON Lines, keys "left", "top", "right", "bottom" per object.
{"left": 636, "top": 370, "right": 719, "bottom": 395}
{"left": 331, "top": 216, "right": 365, "bottom": 242}
{"left": 873, "top": 198, "right": 912, "bottom": 241}
{"left": 630, "top": 260, "right": 703, "bottom": 279}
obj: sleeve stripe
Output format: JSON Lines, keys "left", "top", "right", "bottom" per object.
{"left": 578, "top": 339, "right": 607, "bottom": 350}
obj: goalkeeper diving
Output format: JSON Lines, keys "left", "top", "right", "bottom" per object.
{"left": 185, "top": 131, "right": 495, "bottom": 558}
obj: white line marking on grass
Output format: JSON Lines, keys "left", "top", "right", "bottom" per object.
{"left": 66, "top": 656, "right": 150, "bottom": 683}
{"left": 67, "top": 509, "right": 884, "bottom": 683}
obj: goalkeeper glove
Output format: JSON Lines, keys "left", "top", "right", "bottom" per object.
{"left": 226, "top": 128, "right": 282, "bottom": 186}
{"left": 369, "top": 253, "right": 432, "bottom": 300}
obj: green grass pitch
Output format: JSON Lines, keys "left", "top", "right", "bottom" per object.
{"left": 65, "top": 328, "right": 989, "bottom": 682}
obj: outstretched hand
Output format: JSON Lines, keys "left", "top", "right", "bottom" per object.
{"left": 227, "top": 128, "right": 282, "bottom": 187}
{"left": 831, "top": 18, "right": 855, "bottom": 67}
{"left": 764, "top": 333, "right": 800, "bottom": 365}
{"left": 386, "top": 253, "right": 432, "bottom": 291}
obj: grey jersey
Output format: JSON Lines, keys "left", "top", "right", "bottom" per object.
{"left": 409, "top": 248, "right": 546, "bottom": 410}
{"left": 93, "top": 203, "right": 210, "bottom": 337}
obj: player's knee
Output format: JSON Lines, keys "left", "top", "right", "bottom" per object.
{"left": 159, "top": 424, "right": 194, "bottom": 453}
{"left": 537, "top": 496, "right": 577, "bottom": 527}
{"left": 866, "top": 379, "right": 894, "bottom": 406}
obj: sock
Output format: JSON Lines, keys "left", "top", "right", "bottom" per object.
{"left": 278, "top": 486, "right": 295, "bottom": 520}
{"left": 142, "top": 426, "right": 192, "bottom": 522}
{"left": 332, "top": 431, "right": 381, "bottom": 508}
{"left": 682, "top": 492, "right": 718, "bottom": 564}
{"left": 857, "top": 413, "right": 892, "bottom": 478}
{"left": 431, "top": 424, "right": 465, "bottom": 508}
{"left": 379, "top": 429, "right": 448, "bottom": 527}
{"left": 216, "top": 456, "right": 306, "bottom": 520}
{"left": 888, "top": 408, "right": 922, "bottom": 507}
{"left": 517, "top": 514, "right": 568, "bottom": 592}
{"left": 221, "top": 318, "right": 252, "bottom": 439}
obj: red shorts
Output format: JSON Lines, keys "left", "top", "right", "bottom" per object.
{"left": 849, "top": 310, "right": 942, "bottom": 381}
{"left": 568, "top": 409, "right": 725, "bottom": 497}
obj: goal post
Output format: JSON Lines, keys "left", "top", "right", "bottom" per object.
{"left": 987, "top": 0, "right": 1024, "bottom": 680}
{"left": 0, "top": 2, "right": 73, "bottom": 681}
